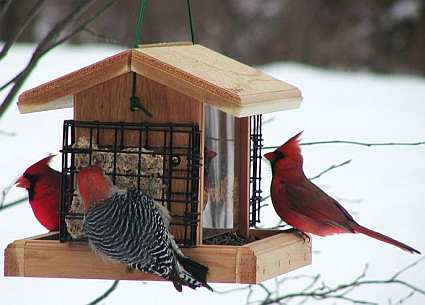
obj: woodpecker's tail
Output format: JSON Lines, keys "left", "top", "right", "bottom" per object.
{"left": 171, "top": 255, "right": 213, "bottom": 292}
{"left": 352, "top": 223, "right": 420, "bottom": 254}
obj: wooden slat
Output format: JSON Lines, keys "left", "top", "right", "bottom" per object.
{"left": 247, "top": 231, "right": 312, "bottom": 283}
{"left": 249, "top": 229, "right": 285, "bottom": 240}
{"left": 18, "top": 50, "right": 131, "bottom": 114}
{"left": 138, "top": 41, "right": 193, "bottom": 48}
{"left": 235, "top": 247, "right": 256, "bottom": 283}
{"left": 135, "top": 45, "right": 298, "bottom": 99}
{"left": 4, "top": 232, "right": 58, "bottom": 276}
{"left": 197, "top": 106, "right": 205, "bottom": 245}
{"left": 234, "top": 117, "right": 250, "bottom": 237}
{"left": 4, "top": 229, "right": 311, "bottom": 283}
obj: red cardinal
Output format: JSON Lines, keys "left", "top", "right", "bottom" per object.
{"left": 264, "top": 132, "right": 420, "bottom": 254}
{"left": 15, "top": 155, "right": 61, "bottom": 231}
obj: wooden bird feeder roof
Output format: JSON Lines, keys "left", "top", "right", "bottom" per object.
{"left": 17, "top": 42, "right": 302, "bottom": 117}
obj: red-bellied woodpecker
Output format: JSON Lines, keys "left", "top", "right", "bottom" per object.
{"left": 15, "top": 155, "right": 60, "bottom": 231}
{"left": 77, "top": 165, "right": 212, "bottom": 291}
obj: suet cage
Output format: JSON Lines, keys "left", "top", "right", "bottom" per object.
{"left": 60, "top": 120, "right": 201, "bottom": 246}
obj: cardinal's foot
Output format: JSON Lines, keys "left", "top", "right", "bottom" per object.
{"left": 287, "top": 228, "right": 311, "bottom": 243}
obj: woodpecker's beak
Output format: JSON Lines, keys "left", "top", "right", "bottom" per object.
{"left": 263, "top": 151, "right": 275, "bottom": 161}
{"left": 15, "top": 176, "right": 31, "bottom": 189}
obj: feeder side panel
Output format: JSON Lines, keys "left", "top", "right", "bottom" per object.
{"left": 184, "top": 246, "right": 238, "bottom": 283}
{"left": 234, "top": 117, "right": 250, "bottom": 238}
{"left": 4, "top": 240, "right": 25, "bottom": 276}
{"left": 73, "top": 73, "right": 134, "bottom": 143}
{"left": 198, "top": 107, "right": 205, "bottom": 244}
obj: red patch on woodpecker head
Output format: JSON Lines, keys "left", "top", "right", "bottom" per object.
{"left": 77, "top": 165, "right": 113, "bottom": 211}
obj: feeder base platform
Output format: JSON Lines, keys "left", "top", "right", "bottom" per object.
{"left": 4, "top": 229, "right": 311, "bottom": 284}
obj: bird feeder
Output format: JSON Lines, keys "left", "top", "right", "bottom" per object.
{"left": 5, "top": 42, "right": 311, "bottom": 284}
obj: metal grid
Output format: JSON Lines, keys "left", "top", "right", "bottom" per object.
{"left": 249, "top": 114, "right": 263, "bottom": 227}
{"left": 60, "top": 120, "right": 201, "bottom": 247}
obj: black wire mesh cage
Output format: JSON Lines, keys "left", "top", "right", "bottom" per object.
{"left": 60, "top": 120, "right": 201, "bottom": 247}
{"left": 249, "top": 114, "right": 263, "bottom": 227}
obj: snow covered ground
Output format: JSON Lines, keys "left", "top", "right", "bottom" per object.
{"left": 1, "top": 44, "right": 424, "bottom": 305}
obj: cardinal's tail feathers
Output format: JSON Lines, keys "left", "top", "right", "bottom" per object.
{"left": 175, "top": 255, "right": 213, "bottom": 291}
{"left": 352, "top": 223, "right": 420, "bottom": 254}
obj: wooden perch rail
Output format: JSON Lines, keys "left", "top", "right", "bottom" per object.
{"left": 5, "top": 229, "right": 311, "bottom": 284}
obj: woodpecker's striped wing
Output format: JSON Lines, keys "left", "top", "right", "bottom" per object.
{"left": 84, "top": 189, "right": 176, "bottom": 279}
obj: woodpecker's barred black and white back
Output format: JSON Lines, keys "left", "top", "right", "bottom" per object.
{"left": 84, "top": 188, "right": 211, "bottom": 291}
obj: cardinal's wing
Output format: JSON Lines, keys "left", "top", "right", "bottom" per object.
{"left": 285, "top": 179, "right": 355, "bottom": 231}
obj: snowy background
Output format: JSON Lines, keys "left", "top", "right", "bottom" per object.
{"left": 1, "top": 44, "right": 424, "bottom": 304}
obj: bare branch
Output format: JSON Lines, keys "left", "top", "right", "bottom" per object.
{"left": 300, "top": 140, "right": 425, "bottom": 147}
{"left": 0, "top": 0, "right": 120, "bottom": 119}
{"left": 0, "top": 183, "right": 13, "bottom": 206}
{"left": 0, "top": 0, "right": 12, "bottom": 22}
{"left": 0, "top": 129, "right": 15, "bottom": 136}
{"left": 0, "top": 0, "right": 96, "bottom": 118}
{"left": 219, "top": 258, "right": 425, "bottom": 305}
{"left": 262, "top": 117, "right": 275, "bottom": 125}
{"left": 44, "top": 0, "right": 118, "bottom": 52}
{"left": 264, "top": 140, "right": 425, "bottom": 150}
{"left": 309, "top": 159, "right": 352, "bottom": 180}
{"left": 0, "top": 0, "right": 46, "bottom": 61}
{"left": 0, "top": 197, "right": 27, "bottom": 211}
{"left": 82, "top": 27, "right": 121, "bottom": 45}
{"left": 206, "top": 135, "right": 235, "bottom": 142}
{"left": 86, "top": 280, "right": 119, "bottom": 305}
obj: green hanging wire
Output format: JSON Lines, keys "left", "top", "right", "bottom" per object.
{"left": 130, "top": 0, "right": 196, "bottom": 116}
{"left": 130, "top": 0, "right": 152, "bottom": 117}
{"left": 186, "top": 0, "right": 195, "bottom": 44}
{"left": 133, "top": 0, "right": 148, "bottom": 48}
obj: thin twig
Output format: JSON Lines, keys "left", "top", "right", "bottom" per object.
{"left": 0, "top": 197, "right": 28, "bottom": 211}
{"left": 0, "top": 0, "right": 12, "bottom": 22}
{"left": 82, "top": 27, "right": 121, "bottom": 45}
{"left": 0, "top": 0, "right": 96, "bottom": 116}
{"left": 0, "top": 184, "right": 13, "bottom": 206}
{"left": 0, "top": 0, "right": 46, "bottom": 61}
{"left": 0, "top": 129, "right": 16, "bottom": 136}
{"left": 309, "top": 159, "right": 352, "bottom": 180}
{"left": 86, "top": 280, "right": 119, "bottom": 305}
{"left": 264, "top": 140, "right": 425, "bottom": 150}
{"left": 206, "top": 135, "right": 235, "bottom": 142}
{"left": 0, "top": 0, "right": 119, "bottom": 119}
{"left": 45, "top": 0, "right": 118, "bottom": 51}
{"left": 261, "top": 258, "right": 425, "bottom": 305}
{"left": 220, "top": 258, "right": 425, "bottom": 305}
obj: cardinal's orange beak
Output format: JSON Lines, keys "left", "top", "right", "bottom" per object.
{"left": 15, "top": 176, "right": 31, "bottom": 189}
{"left": 264, "top": 151, "right": 274, "bottom": 161}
